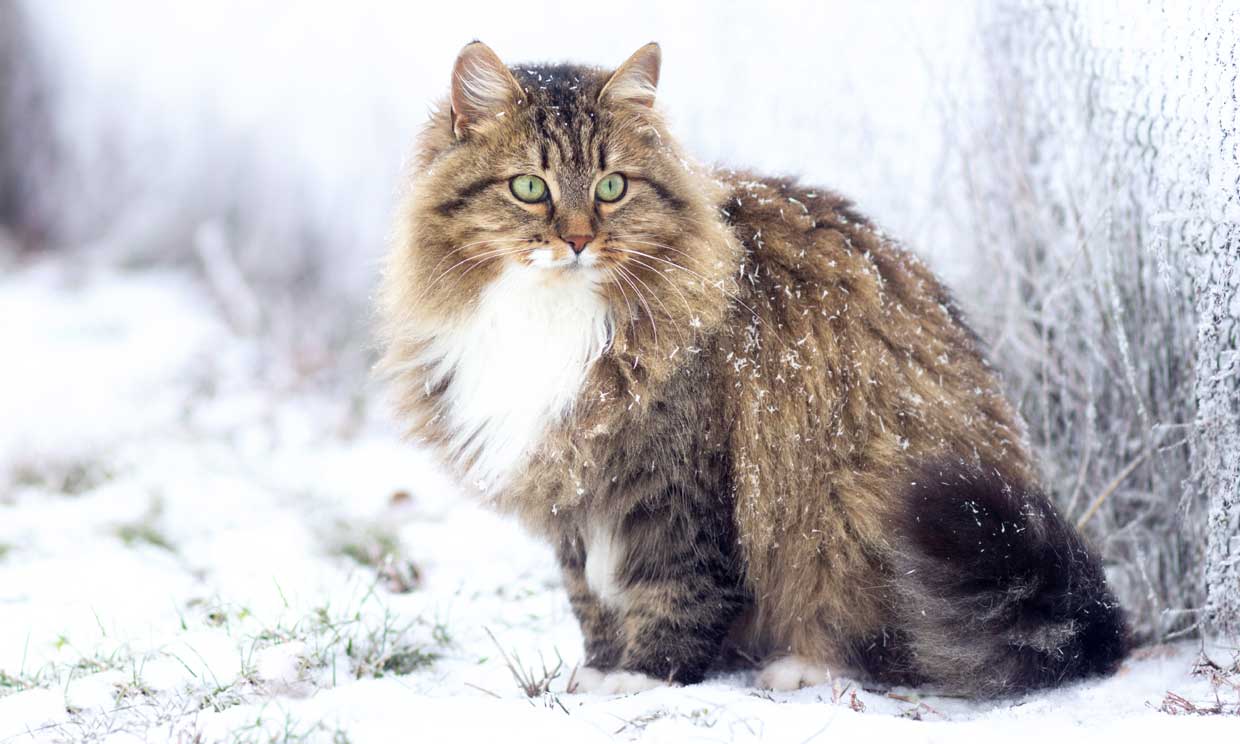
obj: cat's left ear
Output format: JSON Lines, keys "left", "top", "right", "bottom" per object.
{"left": 599, "top": 42, "right": 661, "bottom": 108}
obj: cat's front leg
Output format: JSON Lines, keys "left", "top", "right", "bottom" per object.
{"left": 573, "top": 486, "right": 748, "bottom": 691}
{"left": 556, "top": 537, "right": 623, "bottom": 671}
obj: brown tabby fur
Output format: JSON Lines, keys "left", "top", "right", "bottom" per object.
{"left": 377, "top": 42, "right": 1126, "bottom": 696}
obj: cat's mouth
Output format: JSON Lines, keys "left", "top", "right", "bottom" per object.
{"left": 525, "top": 246, "right": 602, "bottom": 275}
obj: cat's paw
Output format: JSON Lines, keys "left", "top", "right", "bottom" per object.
{"left": 568, "top": 666, "right": 665, "bottom": 695}
{"left": 757, "top": 656, "right": 834, "bottom": 691}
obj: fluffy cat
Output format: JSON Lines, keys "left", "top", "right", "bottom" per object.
{"left": 377, "top": 41, "right": 1129, "bottom": 697}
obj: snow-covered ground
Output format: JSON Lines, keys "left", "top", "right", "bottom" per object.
{"left": 1, "top": 260, "right": 1237, "bottom": 742}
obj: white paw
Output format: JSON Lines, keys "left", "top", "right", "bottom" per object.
{"left": 568, "top": 666, "right": 664, "bottom": 695}
{"left": 757, "top": 656, "right": 834, "bottom": 691}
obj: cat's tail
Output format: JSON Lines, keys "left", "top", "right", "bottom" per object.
{"left": 886, "top": 462, "right": 1130, "bottom": 698}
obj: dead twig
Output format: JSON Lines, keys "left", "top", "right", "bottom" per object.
{"left": 886, "top": 692, "right": 947, "bottom": 720}
{"left": 483, "top": 628, "right": 563, "bottom": 698}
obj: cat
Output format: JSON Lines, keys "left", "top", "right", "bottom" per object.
{"left": 377, "top": 41, "right": 1129, "bottom": 697}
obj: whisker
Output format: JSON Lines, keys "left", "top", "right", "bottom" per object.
{"left": 605, "top": 268, "right": 640, "bottom": 344}
{"left": 621, "top": 254, "right": 696, "bottom": 320}
{"left": 615, "top": 263, "right": 677, "bottom": 340}
{"left": 610, "top": 245, "right": 793, "bottom": 353}
{"left": 616, "top": 235, "right": 701, "bottom": 265}
{"left": 424, "top": 246, "right": 530, "bottom": 298}
{"left": 424, "top": 237, "right": 531, "bottom": 279}
{"left": 424, "top": 245, "right": 530, "bottom": 296}
{"left": 450, "top": 247, "right": 530, "bottom": 285}
{"left": 612, "top": 264, "right": 658, "bottom": 346}
{"left": 610, "top": 246, "right": 738, "bottom": 303}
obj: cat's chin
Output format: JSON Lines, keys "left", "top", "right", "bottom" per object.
{"left": 525, "top": 246, "right": 602, "bottom": 272}
{"left": 522, "top": 261, "right": 606, "bottom": 285}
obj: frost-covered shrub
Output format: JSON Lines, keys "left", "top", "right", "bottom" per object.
{"left": 0, "top": 1, "right": 43, "bottom": 243}
{"left": 961, "top": 0, "right": 1240, "bottom": 640}
{"left": 0, "top": 0, "right": 15, "bottom": 229}
{"left": 3, "top": 4, "right": 406, "bottom": 384}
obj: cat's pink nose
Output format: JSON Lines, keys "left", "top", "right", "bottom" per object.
{"left": 563, "top": 234, "right": 593, "bottom": 254}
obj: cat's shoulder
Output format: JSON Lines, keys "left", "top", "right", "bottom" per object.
{"left": 711, "top": 169, "right": 895, "bottom": 279}
{"left": 714, "top": 169, "right": 870, "bottom": 232}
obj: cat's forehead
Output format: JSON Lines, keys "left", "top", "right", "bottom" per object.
{"left": 511, "top": 63, "right": 606, "bottom": 111}
{"left": 504, "top": 64, "right": 613, "bottom": 174}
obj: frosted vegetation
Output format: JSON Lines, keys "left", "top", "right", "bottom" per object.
{"left": 963, "top": 0, "right": 1240, "bottom": 640}
{"left": 1, "top": 0, "right": 1237, "bottom": 740}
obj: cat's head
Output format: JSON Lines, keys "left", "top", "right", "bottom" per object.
{"left": 388, "top": 42, "right": 736, "bottom": 339}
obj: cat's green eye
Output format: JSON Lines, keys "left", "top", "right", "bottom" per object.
{"left": 510, "top": 175, "right": 548, "bottom": 203}
{"left": 595, "top": 173, "right": 627, "bottom": 203}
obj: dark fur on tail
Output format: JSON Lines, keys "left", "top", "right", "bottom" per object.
{"left": 885, "top": 463, "right": 1129, "bottom": 697}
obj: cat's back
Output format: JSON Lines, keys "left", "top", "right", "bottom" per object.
{"left": 713, "top": 167, "right": 1030, "bottom": 479}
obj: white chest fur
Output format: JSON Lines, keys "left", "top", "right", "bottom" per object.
{"left": 419, "top": 266, "right": 611, "bottom": 493}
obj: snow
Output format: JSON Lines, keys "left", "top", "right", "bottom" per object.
{"left": 2, "top": 260, "right": 1237, "bottom": 742}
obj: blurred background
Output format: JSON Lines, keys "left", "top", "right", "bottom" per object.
{"left": 1, "top": 0, "right": 1237, "bottom": 671}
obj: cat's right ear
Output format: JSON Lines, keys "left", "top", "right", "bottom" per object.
{"left": 450, "top": 41, "right": 523, "bottom": 139}
{"left": 599, "top": 42, "right": 661, "bottom": 108}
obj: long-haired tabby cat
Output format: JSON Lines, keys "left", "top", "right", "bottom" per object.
{"left": 378, "top": 41, "right": 1129, "bottom": 697}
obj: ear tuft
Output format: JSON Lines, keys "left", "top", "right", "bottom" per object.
{"left": 450, "top": 41, "right": 522, "bottom": 138}
{"left": 599, "top": 42, "right": 661, "bottom": 108}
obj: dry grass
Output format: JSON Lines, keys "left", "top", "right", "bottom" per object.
{"left": 1157, "top": 651, "right": 1240, "bottom": 717}
{"left": 114, "top": 498, "right": 176, "bottom": 552}
{"left": 10, "top": 457, "right": 114, "bottom": 497}
{"left": 484, "top": 628, "right": 565, "bottom": 701}
{"left": 328, "top": 522, "right": 423, "bottom": 594}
